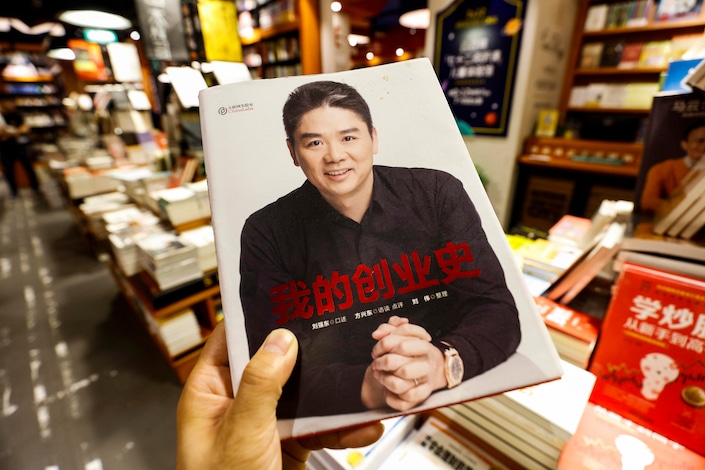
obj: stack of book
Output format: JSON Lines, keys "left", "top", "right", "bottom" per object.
{"left": 153, "top": 184, "right": 211, "bottom": 227}
{"left": 534, "top": 296, "right": 601, "bottom": 368}
{"left": 178, "top": 225, "right": 217, "bottom": 273}
{"left": 135, "top": 232, "right": 203, "bottom": 291}
{"left": 308, "top": 415, "right": 420, "bottom": 470}
{"left": 186, "top": 179, "right": 211, "bottom": 219}
{"left": 378, "top": 414, "right": 508, "bottom": 469}
{"left": 587, "top": 262, "right": 705, "bottom": 456}
{"left": 62, "top": 166, "right": 122, "bottom": 199}
{"left": 652, "top": 162, "right": 705, "bottom": 239}
{"left": 148, "top": 308, "right": 203, "bottom": 357}
{"left": 108, "top": 224, "right": 167, "bottom": 277}
{"left": 437, "top": 360, "right": 596, "bottom": 469}
{"left": 78, "top": 192, "right": 136, "bottom": 240}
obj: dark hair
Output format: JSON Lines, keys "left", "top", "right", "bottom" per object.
{"left": 682, "top": 119, "right": 705, "bottom": 141}
{"left": 282, "top": 81, "right": 373, "bottom": 143}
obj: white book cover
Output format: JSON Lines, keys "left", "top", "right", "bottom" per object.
{"left": 199, "top": 59, "right": 562, "bottom": 439}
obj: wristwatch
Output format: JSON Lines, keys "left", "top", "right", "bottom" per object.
{"left": 441, "top": 341, "right": 464, "bottom": 389}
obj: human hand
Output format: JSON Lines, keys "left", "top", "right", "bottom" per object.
{"left": 365, "top": 316, "right": 447, "bottom": 411}
{"left": 177, "top": 321, "right": 384, "bottom": 470}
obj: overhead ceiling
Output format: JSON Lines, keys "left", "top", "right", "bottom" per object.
{"left": 0, "top": 0, "right": 424, "bottom": 48}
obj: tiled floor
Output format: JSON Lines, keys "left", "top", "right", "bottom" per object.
{"left": 0, "top": 181, "right": 183, "bottom": 470}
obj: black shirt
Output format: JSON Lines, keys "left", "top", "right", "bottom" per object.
{"left": 240, "top": 165, "right": 521, "bottom": 417}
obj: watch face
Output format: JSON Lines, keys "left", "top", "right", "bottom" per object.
{"left": 450, "top": 356, "right": 463, "bottom": 380}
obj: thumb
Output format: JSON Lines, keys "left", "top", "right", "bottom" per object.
{"left": 219, "top": 329, "right": 298, "bottom": 446}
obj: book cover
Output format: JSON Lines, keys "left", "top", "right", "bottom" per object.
{"left": 545, "top": 220, "right": 626, "bottom": 305}
{"left": 534, "top": 296, "right": 601, "bottom": 368}
{"left": 549, "top": 214, "right": 593, "bottom": 247}
{"left": 583, "top": 4, "right": 609, "bottom": 31}
{"left": 600, "top": 40, "right": 626, "bottom": 68}
{"left": 637, "top": 41, "right": 672, "bottom": 68}
{"left": 534, "top": 109, "right": 560, "bottom": 137}
{"left": 199, "top": 59, "right": 562, "bottom": 439}
{"left": 579, "top": 43, "right": 605, "bottom": 69}
{"left": 633, "top": 91, "right": 705, "bottom": 217}
{"left": 655, "top": 0, "right": 704, "bottom": 22}
{"left": 617, "top": 42, "right": 644, "bottom": 69}
{"left": 558, "top": 403, "right": 705, "bottom": 469}
{"left": 588, "top": 262, "right": 705, "bottom": 455}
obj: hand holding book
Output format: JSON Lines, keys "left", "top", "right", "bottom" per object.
{"left": 176, "top": 322, "right": 384, "bottom": 469}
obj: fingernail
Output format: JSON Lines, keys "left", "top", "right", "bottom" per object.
{"left": 262, "top": 329, "right": 294, "bottom": 356}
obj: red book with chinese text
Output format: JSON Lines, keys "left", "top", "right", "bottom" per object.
{"left": 534, "top": 296, "right": 601, "bottom": 368}
{"left": 558, "top": 403, "right": 705, "bottom": 469}
{"left": 588, "top": 262, "right": 705, "bottom": 455}
{"left": 200, "top": 59, "right": 562, "bottom": 439}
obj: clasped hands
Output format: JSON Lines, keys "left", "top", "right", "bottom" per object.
{"left": 361, "top": 315, "right": 448, "bottom": 412}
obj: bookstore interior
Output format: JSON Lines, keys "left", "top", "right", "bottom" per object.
{"left": 2, "top": 0, "right": 705, "bottom": 468}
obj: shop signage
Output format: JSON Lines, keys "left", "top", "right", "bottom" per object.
{"left": 434, "top": 0, "right": 526, "bottom": 137}
{"left": 135, "top": 0, "right": 189, "bottom": 61}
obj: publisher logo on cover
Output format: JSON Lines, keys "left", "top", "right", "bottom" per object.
{"left": 219, "top": 103, "right": 254, "bottom": 115}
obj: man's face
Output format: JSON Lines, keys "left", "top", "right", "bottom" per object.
{"left": 287, "top": 105, "right": 377, "bottom": 209}
{"left": 681, "top": 126, "right": 705, "bottom": 163}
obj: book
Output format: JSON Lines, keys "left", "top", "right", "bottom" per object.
{"left": 199, "top": 59, "right": 562, "bottom": 439}
{"left": 534, "top": 296, "right": 601, "bottom": 368}
{"left": 680, "top": 201, "right": 705, "bottom": 239}
{"left": 545, "top": 220, "right": 626, "bottom": 305}
{"left": 638, "top": 41, "right": 672, "bottom": 68}
{"left": 583, "top": 4, "right": 609, "bottom": 31}
{"left": 588, "top": 262, "right": 705, "bottom": 455}
{"left": 558, "top": 403, "right": 705, "bottom": 469}
{"left": 308, "top": 415, "right": 420, "bottom": 470}
{"left": 167, "top": 156, "right": 199, "bottom": 188}
{"left": 633, "top": 91, "right": 705, "bottom": 216}
{"left": 655, "top": 0, "right": 704, "bottom": 22}
{"left": 534, "top": 109, "right": 559, "bottom": 137}
{"left": 438, "top": 359, "right": 596, "bottom": 469}
{"left": 666, "top": 180, "right": 705, "bottom": 237}
{"left": 613, "top": 249, "right": 705, "bottom": 280}
{"left": 621, "top": 221, "right": 705, "bottom": 262}
{"left": 519, "top": 238, "right": 584, "bottom": 283}
{"left": 599, "top": 40, "right": 625, "bottom": 67}
{"left": 653, "top": 165, "right": 705, "bottom": 235}
{"left": 380, "top": 414, "right": 510, "bottom": 470}
{"left": 579, "top": 42, "right": 604, "bottom": 69}
{"left": 617, "top": 42, "right": 644, "bottom": 69}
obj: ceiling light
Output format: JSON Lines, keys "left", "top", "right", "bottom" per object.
{"left": 130, "top": 30, "right": 141, "bottom": 41}
{"left": 366, "top": 52, "right": 374, "bottom": 61}
{"left": 395, "top": 48, "right": 404, "bottom": 57}
{"left": 47, "top": 48, "right": 76, "bottom": 61}
{"left": 348, "top": 34, "right": 370, "bottom": 47}
{"left": 330, "top": 2, "right": 342, "bottom": 13}
{"left": 399, "top": 8, "right": 430, "bottom": 29}
{"left": 59, "top": 10, "right": 132, "bottom": 30}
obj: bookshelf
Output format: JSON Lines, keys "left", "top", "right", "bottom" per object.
{"left": 108, "top": 260, "right": 220, "bottom": 383}
{"left": 511, "top": 0, "right": 705, "bottom": 231}
{"left": 0, "top": 51, "right": 67, "bottom": 144}
{"left": 238, "top": 0, "right": 321, "bottom": 78}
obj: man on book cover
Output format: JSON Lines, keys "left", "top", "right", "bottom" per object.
{"left": 239, "top": 81, "right": 521, "bottom": 419}
{"left": 639, "top": 118, "right": 705, "bottom": 213}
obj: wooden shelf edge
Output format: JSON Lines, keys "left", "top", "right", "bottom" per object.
{"left": 567, "top": 106, "right": 651, "bottom": 114}
{"left": 574, "top": 67, "right": 666, "bottom": 75}
{"left": 518, "top": 154, "right": 639, "bottom": 177}
{"left": 583, "top": 18, "right": 705, "bottom": 37}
